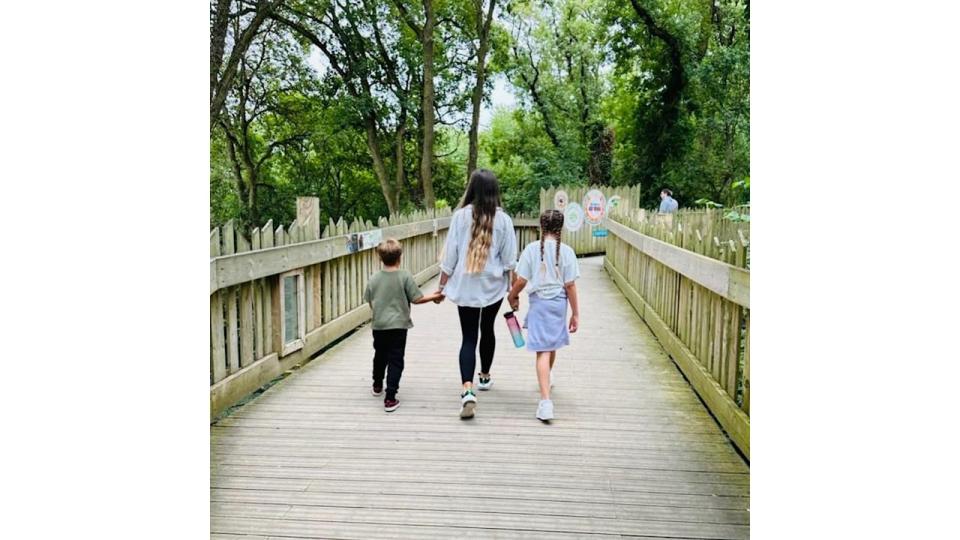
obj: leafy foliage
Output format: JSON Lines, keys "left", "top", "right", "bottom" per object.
{"left": 209, "top": 0, "right": 749, "bottom": 227}
{"left": 605, "top": 0, "right": 750, "bottom": 208}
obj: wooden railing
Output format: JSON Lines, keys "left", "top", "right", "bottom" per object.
{"left": 616, "top": 207, "right": 750, "bottom": 268}
{"left": 604, "top": 215, "right": 750, "bottom": 458}
{"left": 210, "top": 211, "right": 540, "bottom": 419}
{"left": 209, "top": 200, "right": 751, "bottom": 456}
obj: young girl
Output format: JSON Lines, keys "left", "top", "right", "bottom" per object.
{"left": 506, "top": 209, "right": 580, "bottom": 421}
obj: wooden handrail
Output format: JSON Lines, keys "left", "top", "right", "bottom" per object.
{"left": 211, "top": 218, "right": 448, "bottom": 294}
{"left": 604, "top": 218, "right": 749, "bottom": 308}
{"left": 211, "top": 216, "right": 542, "bottom": 294}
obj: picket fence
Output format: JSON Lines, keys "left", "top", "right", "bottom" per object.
{"left": 209, "top": 209, "right": 539, "bottom": 418}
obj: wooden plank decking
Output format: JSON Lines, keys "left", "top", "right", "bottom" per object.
{"left": 211, "top": 256, "right": 750, "bottom": 539}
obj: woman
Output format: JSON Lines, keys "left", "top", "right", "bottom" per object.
{"left": 437, "top": 169, "right": 518, "bottom": 419}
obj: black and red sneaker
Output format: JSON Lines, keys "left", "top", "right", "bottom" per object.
{"left": 384, "top": 398, "right": 400, "bottom": 412}
{"left": 372, "top": 383, "right": 383, "bottom": 396}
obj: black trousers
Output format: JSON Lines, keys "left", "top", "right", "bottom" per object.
{"left": 372, "top": 329, "right": 407, "bottom": 400}
{"left": 457, "top": 298, "right": 504, "bottom": 384}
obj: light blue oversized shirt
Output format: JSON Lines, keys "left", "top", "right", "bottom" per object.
{"left": 659, "top": 196, "right": 679, "bottom": 213}
{"left": 440, "top": 206, "right": 518, "bottom": 308}
{"left": 516, "top": 239, "right": 580, "bottom": 300}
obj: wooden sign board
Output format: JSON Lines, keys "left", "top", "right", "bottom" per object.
{"left": 346, "top": 228, "right": 383, "bottom": 253}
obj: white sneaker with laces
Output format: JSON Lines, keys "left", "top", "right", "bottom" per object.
{"left": 477, "top": 375, "right": 493, "bottom": 391}
{"left": 536, "top": 399, "right": 554, "bottom": 421}
{"left": 460, "top": 390, "right": 477, "bottom": 418}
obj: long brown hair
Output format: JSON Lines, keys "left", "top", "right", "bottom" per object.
{"left": 539, "top": 209, "right": 564, "bottom": 277}
{"left": 460, "top": 169, "right": 501, "bottom": 273}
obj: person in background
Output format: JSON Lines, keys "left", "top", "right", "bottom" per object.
{"left": 659, "top": 188, "right": 679, "bottom": 213}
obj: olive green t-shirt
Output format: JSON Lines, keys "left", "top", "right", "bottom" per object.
{"left": 363, "top": 269, "right": 424, "bottom": 330}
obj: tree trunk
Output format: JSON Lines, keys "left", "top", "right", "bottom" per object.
{"left": 393, "top": 113, "right": 406, "bottom": 212}
{"left": 528, "top": 81, "right": 561, "bottom": 148}
{"left": 587, "top": 123, "right": 614, "bottom": 186}
{"left": 364, "top": 114, "right": 399, "bottom": 215}
{"left": 697, "top": 0, "right": 712, "bottom": 59}
{"left": 225, "top": 132, "right": 256, "bottom": 228}
{"left": 412, "top": 92, "right": 424, "bottom": 205}
{"left": 419, "top": 0, "right": 436, "bottom": 210}
{"left": 223, "top": 127, "right": 246, "bottom": 215}
{"left": 467, "top": 55, "right": 487, "bottom": 178}
{"left": 744, "top": 0, "right": 750, "bottom": 38}
{"left": 578, "top": 54, "right": 590, "bottom": 145}
{"left": 514, "top": 43, "right": 562, "bottom": 149}
{"left": 247, "top": 170, "right": 259, "bottom": 226}
{"left": 629, "top": 0, "right": 684, "bottom": 119}
{"left": 239, "top": 129, "right": 260, "bottom": 227}
{"left": 210, "top": 0, "right": 233, "bottom": 102}
{"left": 467, "top": 0, "right": 496, "bottom": 179}
{"left": 629, "top": 0, "right": 685, "bottom": 182}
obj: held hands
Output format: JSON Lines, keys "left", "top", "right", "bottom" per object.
{"left": 568, "top": 314, "right": 579, "bottom": 333}
{"left": 431, "top": 289, "right": 446, "bottom": 304}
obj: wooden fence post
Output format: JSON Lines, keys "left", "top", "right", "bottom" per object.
{"left": 252, "top": 228, "right": 263, "bottom": 360}
{"left": 210, "top": 229, "right": 226, "bottom": 384}
{"left": 223, "top": 220, "right": 240, "bottom": 375}
{"left": 261, "top": 220, "right": 274, "bottom": 354}
{"left": 237, "top": 230, "right": 254, "bottom": 369}
{"left": 297, "top": 197, "right": 321, "bottom": 241}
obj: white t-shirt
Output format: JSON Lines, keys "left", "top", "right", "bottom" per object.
{"left": 516, "top": 239, "right": 579, "bottom": 299}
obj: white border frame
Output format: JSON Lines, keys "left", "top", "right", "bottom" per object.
{"left": 279, "top": 269, "right": 305, "bottom": 357}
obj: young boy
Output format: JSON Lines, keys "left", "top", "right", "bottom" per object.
{"left": 364, "top": 238, "right": 443, "bottom": 412}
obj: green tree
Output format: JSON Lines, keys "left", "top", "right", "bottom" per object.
{"left": 217, "top": 21, "right": 316, "bottom": 227}
{"left": 502, "top": 0, "right": 610, "bottom": 184}
{"left": 208, "top": 0, "right": 750, "bottom": 229}
{"left": 605, "top": 0, "right": 749, "bottom": 207}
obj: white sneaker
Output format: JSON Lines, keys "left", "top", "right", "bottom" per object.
{"left": 460, "top": 390, "right": 477, "bottom": 418}
{"left": 536, "top": 399, "right": 554, "bottom": 421}
{"left": 477, "top": 375, "right": 493, "bottom": 391}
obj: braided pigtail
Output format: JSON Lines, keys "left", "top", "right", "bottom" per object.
{"left": 539, "top": 209, "right": 565, "bottom": 278}
{"left": 555, "top": 227, "right": 562, "bottom": 279}
{"left": 539, "top": 232, "right": 546, "bottom": 277}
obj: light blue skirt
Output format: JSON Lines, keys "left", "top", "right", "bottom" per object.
{"left": 524, "top": 293, "right": 569, "bottom": 352}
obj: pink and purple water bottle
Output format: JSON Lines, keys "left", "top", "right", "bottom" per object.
{"left": 504, "top": 311, "right": 525, "bottom": 348}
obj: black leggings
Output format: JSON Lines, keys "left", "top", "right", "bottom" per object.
{"left": 457, "top": 298, "right": 503, "bottom": 384}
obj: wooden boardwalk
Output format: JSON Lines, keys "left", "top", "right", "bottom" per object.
{"left": 211, "top": 256, "right": 750, "bottom": 539}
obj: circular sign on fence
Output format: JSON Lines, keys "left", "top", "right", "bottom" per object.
{"left": 607, "top": 195, "right": 622, "bottom": 215}
{"left": 564, "top": 202, "right": 584, "bottom": 232}
{"left": 553, "top": 190, "right": 568, "bottom": 211}
{"left": 583, "top": 189, "right": 606, "bottom": 226}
